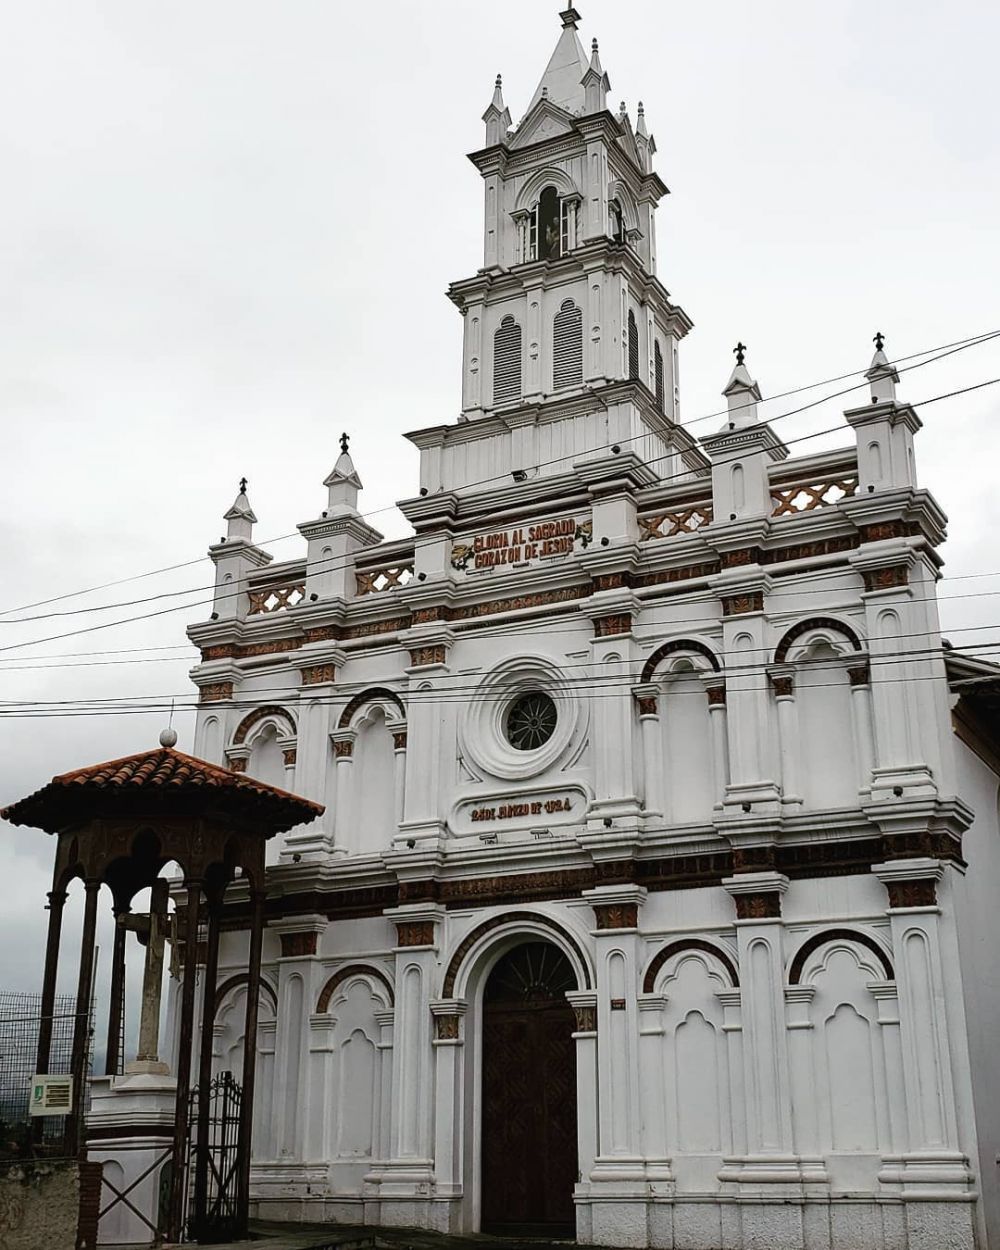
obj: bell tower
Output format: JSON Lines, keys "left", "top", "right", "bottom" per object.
{"left": 448, "top": 6, "right": 693, "bottom": 435}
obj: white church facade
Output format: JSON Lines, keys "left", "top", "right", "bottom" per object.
{"left": 176, "top": 10, "right": 1000, "bottom": 1249}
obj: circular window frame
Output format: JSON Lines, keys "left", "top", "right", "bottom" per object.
{"left": 505, "top": 690, "right": 558, "bottom": 752}
{"left": 460, "top": 655, "right": 583, "bottom": 781}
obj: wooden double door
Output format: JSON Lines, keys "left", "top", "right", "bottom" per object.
{"left": 481, "top": 942, "right": 578, "bottom": 1237}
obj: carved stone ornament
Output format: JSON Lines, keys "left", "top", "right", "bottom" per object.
{"left": 634, "top": 694, "right": 658, "bottom": 717}
{"left": 721, "top": 592, "right": 763, "bottom": 617}
{"left": 860, "top": 521, "right": 908, "bottom": 543}
{"left": 302, "top": 664, "right": 337, "bottom": 686}
{"left": 706, "top": 684, "right": 727, "bottom": 707}
{"left": 848, "top": 662, "right": 872, "bottom": 687}
{"left": 592, "top": 572, "right": 630, "bottom": 592}
{"left": 863, "top": 566, "right": 909, "bottom": 592}
{"left": 199, "top": 682, "right": 234, "bottom": 703}
{"left": 229, "top": 758, "right": 248, "bottom": 774}
{"left": 610, "top": 998, "right": 626, "bottom": 1011}
{"left": 734, "top": 891, "right": 783, "bottom": 920}
{"left": 409, "top": 645, "right": 447, "bottom": 668}
{"left": 573, "top": 1004, "right": 597, "bottom": 1032}
{"left": 721, "top": 547, "right": 761, "bottom": 569}
{"left": 395, "top": 919, "right": 435, "bottom": 947}
{"left": 333, "top": 740, "right": 354, "bottom": 760}
{"left": 770, "top": 674, "right": 795, "bottom": 698}
{"left": 594, "top": 613, "right": 632, "bottom": 638}
{"left": 392, "top": 731, "right": 408, "bottom": 750}
{"left": 282, "top": 749, "right": 297, "bottom": 766}
{"left": 280, "top": 931, "right": 318, "bottom": 958}
{"left": 886, "top": 878, "right": 938, "bottom": 908}
{"left": 593, "top": 902, "right": 639, "bottom": 930}
{"left": 434, "top": 1014, "right": 461, "bottom": 1041}
{"left": 411, "top": 606, "right": 446, "bottom": 625}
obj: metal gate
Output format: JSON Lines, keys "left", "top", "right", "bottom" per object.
{"left": 186, "top": 1071, "right": 243, "bottom": 1243}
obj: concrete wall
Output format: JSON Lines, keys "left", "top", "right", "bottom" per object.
{"left": 0, "top": 1159, "right": 84, "bottom": 1250}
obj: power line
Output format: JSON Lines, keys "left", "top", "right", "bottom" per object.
{"left": 5, "top": 366, "right": 1000, "bottom": 660}
{"left": 1, "top": 638, "right": 997, "bottom": 718}
{"left": 2, "top": 327, "right": 996, "bottom": 621}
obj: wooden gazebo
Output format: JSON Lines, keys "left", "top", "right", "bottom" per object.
{"left": 1, "top": 737, "right": 323, "bottom": 1242}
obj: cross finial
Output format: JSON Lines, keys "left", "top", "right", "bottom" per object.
{"left": 873, "top": 331, "right": 885, "bottom": 353}
{"left": 560, "top": 6, "right": 581, "bottom": 29}
{"left": 239, "top": 476, "right": 248, "bottom": 494}
{"left": 733, "top": 341, "right": 747, "bottom": 366}
{"left": 339, "top": 431, "right": 350, "bottom": 455}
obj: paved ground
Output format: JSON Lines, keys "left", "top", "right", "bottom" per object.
{"left": 205, "top": 1220, "right": 586, "bottom": 1250}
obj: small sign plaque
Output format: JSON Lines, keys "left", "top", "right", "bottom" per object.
{"left": 451, "top": 516, "right": 592, "bottom": 572}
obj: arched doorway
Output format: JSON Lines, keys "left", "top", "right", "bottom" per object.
{"left": 481, "top": 941, "right": 578, "bottom": 1236}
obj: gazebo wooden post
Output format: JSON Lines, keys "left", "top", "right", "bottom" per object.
{"left": 167, "top": 879, "right": 203, "bottom": 1243}
{"left": 104, "top": 907, "right": 129, "bottom": 1076}
{"left": 235, "top": 886, "right": 266, "bottom": 1236}
{"left": 35, "top": 885, "right": 67, "bottom": 1078}
{"left": 67, "top": 878, "right": 101, "bottom": 1158}
{"left": 193, "top": 896, "right": 222, "bottom": 1236}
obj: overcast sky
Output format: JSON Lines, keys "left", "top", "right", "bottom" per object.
{"left": 1, "top": 0, "right": 998, "bottom": 1058}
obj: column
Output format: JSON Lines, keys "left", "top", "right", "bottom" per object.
{"left": 769, "top": 670, "right": 802, "bottom": 809}
{"left": 371, "top": 904, "right": 443, "bottom": 1220}
{"left": 35, "top": 886, "right": 67, "bottom": 1079}
{"left": 236, "top": 887, "right": 266, "bottom": 1234}
{"left": 848, "top": 661, "right": 876, "bottom": 796}
{"left": 632, "top": 686, "right": 663, "bottom": 820}
{"left": 582, "top": 885, "right": 648, "bottom": 1249}
{"left": 168, "top": 881, "right": 203, "bottom": 1242}
{"left": 104, "top": 908, "right": 128, "bottom": 1076}
{"left": 719, "top": 874, "right": 800, "bottom": 1182}
{"left": 783, "top": 986, "right": 825, "bottom": 1181}
{"left": 717, "top": 588, "right": 782, "bottom": 815}
{"left": 524, "top": 281, "right": 543, "bottom": 400}
{"left": 872, "top": 860, "right": 972, "bottom": 1196}
{"left": 636, "top": 994, "right": 672, "bottom": 1181}
{"left": 429, "top": 999, "right": 467, "bottom": 1203}
{"left": 586, "top": 613, "right": 643, "bottom": 830}
{"left": 392, "top": 730, "right": 408, "bottom": 828}
{"left": 331, "top": 730, "right": 356, "bottom": 853}
{"left": 372, "top": 1009, "right": 395, "bottom": 1166}
{"left": 566, "top": 992, "right": 599, "bottom": 1228}
{"left": 705, "top": 681, "right": 730, "bottom": 809}
{"left": 67, "top": 878, "right": 101, "bottom": 1158}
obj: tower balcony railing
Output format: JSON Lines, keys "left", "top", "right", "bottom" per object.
{"left": 638, "top": 500, "right": 713, "bottom": 541}
{"left": 246, "top": 562, "right": 307, "bottom": 616}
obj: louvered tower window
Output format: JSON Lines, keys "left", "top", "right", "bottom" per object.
{"left": 552, "top": 299, "right": 583, "bottom": 390}
{"left": 654, "top": 340, "right": 665, "bottom": 411}
{"left": 493, "top": 316, "right": 523, "bottom": 406}
{"left": 627, "top": 309, "right": 639, "bottom": 381}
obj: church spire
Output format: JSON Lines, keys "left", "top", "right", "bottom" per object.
{"left": 524, "top": 7, "right": 590, "bottom": 117}
{"left": 866, "top": 330, "right": 900, "bottom": 405}
{"left": 722, "top": 342, "right": 764, "bottom": 429}
{"left": 223, "top": 478, "right": 257, "bottom": 541}
{"left": 323, "top": 433, "right": 364, "bottom": 515}
{"left": 582, "top": 37, "right": 610, "bottom": 114}
{"left": 482, "top": 73, "right": 511, "bottom": 147}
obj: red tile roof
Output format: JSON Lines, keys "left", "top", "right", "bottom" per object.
{"left": 1, "top": 747, "right": 324, "bottom": 835}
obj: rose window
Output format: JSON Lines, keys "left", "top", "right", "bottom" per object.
{"left": 505, "top": 692, "right": 558, "bottom": 751}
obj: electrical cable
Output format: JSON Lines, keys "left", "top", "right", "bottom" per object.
{"left": 2, "top": 327, "right": 996, "bottom": 621}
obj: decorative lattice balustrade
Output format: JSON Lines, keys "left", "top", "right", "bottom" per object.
{"left": 247, "top": 582, "right": 305, "bottom": 615}
{"left": 356, "top": 563, "right": 415, "bottom": 596}
{"left": 638, "top": 503, "right": 713, "bottom": 541}
{"left": 770, "top": 474, "right": 858, "bottom": 516}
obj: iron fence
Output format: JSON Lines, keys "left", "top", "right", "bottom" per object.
{"left": 0, "top": 989, "right": 92, "bottom": 1159}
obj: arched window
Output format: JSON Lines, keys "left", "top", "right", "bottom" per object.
{"left": 654, "top": 340, "right": 665, "bottom": 411}
{"left": 627, "top": 309, "right": 639, "bottom": 381}
{"left": 537, "top": 185, "right": 561, "bottom": 260}
{"left": 609, "top": 198, "right": 625, "bottom": 245}
{"left": 552, "top": 299, "right": 583, "bottom": 390}
{"left": 522, "top": 184, "right": 578, "bottom": 262}
{"left": 493, "top": 316, "right": 523, "bottom": 405}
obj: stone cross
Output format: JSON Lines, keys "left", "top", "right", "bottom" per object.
{"left": 121, "top": 878, "right": 171, "bottom": 1075}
